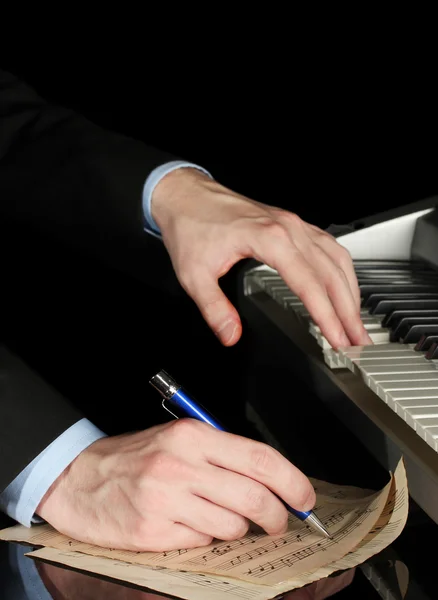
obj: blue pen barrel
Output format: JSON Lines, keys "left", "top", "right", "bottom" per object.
{"left": 170, "top": 389, "right": 310, "bottom": 518}
{"left": 168, "top": 388, "right": 226, "bottom": 431}
{"left": 289, "top": 507, "right": 311, "bottom": 519}
{"left": 150, "top": 369, "right": 329, "bottom": 538}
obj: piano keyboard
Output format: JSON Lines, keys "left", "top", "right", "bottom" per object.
{"left": 249, "top": 259, "right": 438, "bottom": 455}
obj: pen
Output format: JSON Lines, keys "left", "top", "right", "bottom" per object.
{"left": 149, "top": 369, "right": 332, "bottom": 539}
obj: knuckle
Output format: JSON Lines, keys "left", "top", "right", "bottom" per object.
{"left": 335, "top": 244, "right": 353, "bottom": 268}
{"left": 143, "top": 448, "right": 188, "bottom": 480}
{"left": 220, "top": 515, "right": 249, "bottom": 540}
{"left": 280, "top": 211, "right": 303, "bottom": 229}
{"left": 259, "top": 220, "right": 289, "bottom": 243}
{"left": 245, "top": 485, "right": 269, "bottom": 517}
{"left": 250, "top": 444, "right": 278, "bottom": 475}
{"left": 166, "top": 417, "right": 202, "bottom": 441}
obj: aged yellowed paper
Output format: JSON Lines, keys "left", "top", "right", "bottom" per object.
{"left": 1, "top": 459, "right": 408, "bottom": 599}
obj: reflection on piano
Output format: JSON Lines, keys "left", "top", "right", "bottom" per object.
{"left": 238, "top": 195, "right": 438, "bottom": 529}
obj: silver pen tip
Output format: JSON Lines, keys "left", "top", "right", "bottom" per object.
{"left": 305, "top": 513, "right": 332, "bottom": 539}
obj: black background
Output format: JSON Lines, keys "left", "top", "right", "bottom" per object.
{"left": 2, "top": 51, "right": 438, "bottom": 435}
{"left": 4, "top": 53, "right": 438, "bottom": 228}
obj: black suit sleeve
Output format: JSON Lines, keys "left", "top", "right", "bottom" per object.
{"left": 0, "top": 70, "right": 183, "bottom": 493}
{"left": 0, "top": 68, "right": 179, "bottom": 253}
{"left": 0, "top": 346, "right": 85, "bottom": 493}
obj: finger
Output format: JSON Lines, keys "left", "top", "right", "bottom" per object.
{"left": 312, "top": 231, "right": 361, "bottom": 311}
{"left": 175, "top": 493, "right": 250, "bottom": 541}
{"left": 255, "top": 233, "right": 351, "bottom": 349}
{"left": 253, "top": 224, "right": 370, "bottom": 348}
{"left": 196, "top": 427, "right": 316, "bottom": 513}
{"left": 280, "top": 222, "right": 367, "bottom": 345}
{"left": 192, "top": 463, "right": 289, "bottom": 535}
{"left": 143, "top": 522, "right": 213, "bottom": 552}
{"left": 181, "top": 267, "right": 242, "bottom": 346}
{"left": 307, "top": 244, "right": 371, "bottom": 346}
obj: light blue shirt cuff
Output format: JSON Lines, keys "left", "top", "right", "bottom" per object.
{"left": 142, "top": 160, "right": 213, "bottom": 236}
{"left": 0, "top": 418, "right": 107, "bottom": 527}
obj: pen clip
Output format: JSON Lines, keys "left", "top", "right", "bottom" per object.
{"left": 162, "top": 398, "right": 180, "bottom": 420}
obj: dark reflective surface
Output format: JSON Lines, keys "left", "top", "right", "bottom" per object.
{"left": 0, "top": 539, "right": 382, "bottom": 599}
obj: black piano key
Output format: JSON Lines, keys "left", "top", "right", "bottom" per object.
{"left": 402, "top": 325, "right": 438, "bottom": 344}
{"left": 391, "top": 318, "right": 438, "bottom": 342}
{"left": 358, "top": 277, "right": 438, "bottom": 286}
{"left": 361, "top": 285, "right": 438, "bottom": 304}
{"left": 414, "top": 335, "right": 438, "bottom": 351}
{"left": 353, "top": 260, "right": 428, "bottom": 270}
{"left": 426, "top": 342, "right": 438, "bottom": 360}
{"left": 373, "top": 299, "right": 438, "bottom": 316}
{"left": 366, "top": 292, "right": 438, "bottom": 312}
{"left": 355, "top": 269, "right": 438, "bottom": 276}
{"left": 383, "top": 309, "right": 438, "bottom": 329}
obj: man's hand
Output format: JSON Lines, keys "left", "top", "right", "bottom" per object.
{"left": 36, "top": 419, "right": 315, "bottom": 552}
{"left": 151, "top": 168, "right": 371, "bottom": 350}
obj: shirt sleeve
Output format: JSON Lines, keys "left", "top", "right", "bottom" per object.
{"left": 0, "top": 418, "right": 107, "bottom": 527}
{"left": 142, "top": 160, "right": 213, "bottom": 237}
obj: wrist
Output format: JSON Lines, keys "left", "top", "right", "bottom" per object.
{"left": 35, "top": 437, "right": 106, "bottom": 521}
{"left": 150, "top": 167, "right": 214, "bottom": 232}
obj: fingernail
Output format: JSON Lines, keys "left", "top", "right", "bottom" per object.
{"left": 217, "top": 320, "right": 237, "bottom": 345}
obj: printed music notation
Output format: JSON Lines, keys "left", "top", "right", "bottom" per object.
{"left": 208, "top": 504, "right": 374, "bottom": 578}
{"left": 185, "top": 508, "right": 350, "bottom": 570}
{"left": 1, "top": 459, "right": 409, "bottom": 598}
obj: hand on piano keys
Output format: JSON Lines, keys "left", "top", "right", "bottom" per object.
{"left": 151, "top": 169, "right": 371, "bottom": 349}
{"left": 252, "top": 259, "right": 438, "bottom": 453}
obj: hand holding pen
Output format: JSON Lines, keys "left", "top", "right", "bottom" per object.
{"left": 150, "top": 369, "right": 331, "bottom": 539}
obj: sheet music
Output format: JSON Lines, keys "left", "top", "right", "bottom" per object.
{"left": 25, "top": 547, "right": 283, "bottom": 600}
{"left": 1, "top": 459, "right": 408, "bottom": 599}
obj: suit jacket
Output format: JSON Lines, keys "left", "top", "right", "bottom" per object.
{"left": 0, "top": 69, "right": 185, "bottom": 493}
{"left": 0, "top": 69, "right": 250, "bottom": 503}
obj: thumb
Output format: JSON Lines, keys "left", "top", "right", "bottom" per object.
{"left": 186, "top": 270, "right": 242, "bottom": 345}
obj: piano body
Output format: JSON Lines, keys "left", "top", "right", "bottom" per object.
{"left": 237, "top": 194, "right": 438, "bottom": 536}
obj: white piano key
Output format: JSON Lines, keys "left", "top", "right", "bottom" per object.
{"left": 369, "top": 372, "right": 438, "bottom": 394}
{"left": 385, "top": 393, "right": 438, "bottom": 412}
{"left": 349, "top": 356, "right": 427, "bottom": 375}
{"left": 317, "top": 330, "right": 390, "bottom": 350}
{"left": 376, "top": 380, "right": 438, "bottom": 403}
{"left": 391, "top": 388, "right": 438, "bottom": 400}
{"left": 424, "top": 426, "right": 438, "bottom": 451}
{"left": 377, "top": 378, "right": 438, "bottom": 392}
{"left": 323, "top": 350, "right": 341, "bottom": 369}
{"left": 397, "top": 397, "right": 438, "bottom": 408}
{"left": 358, "top": 364, "right": 438, "bottom": 386}
{"left": 311, "top": 319, "right": 383, "bottom": 334}
{"left": 340, "top": 343, "right": 416, "bottom": 357}
{"left": 415, "top": 419, "right": 438, "bottom": 442}
{"left": 402, "top": 408, "right": 438, "bottom": 430}
{"left": 360, "top": 363, "right": 438, "bottom": 376}
{"left": 338, "top": 344, "right": 414, "bottom": 369}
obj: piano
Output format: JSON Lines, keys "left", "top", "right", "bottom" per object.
{"left": 237, "top": 195, "right": 438, "bottom": 595}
